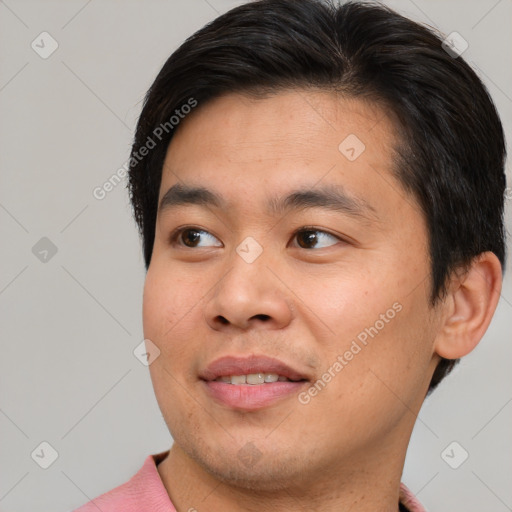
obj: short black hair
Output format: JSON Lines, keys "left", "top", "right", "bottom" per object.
{"left": 127, "top": 0, "right": 507, "bottom": 393}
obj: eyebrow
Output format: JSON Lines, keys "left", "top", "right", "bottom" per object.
{"left": 158, "top": 182, "right": 378, "bottom": 221}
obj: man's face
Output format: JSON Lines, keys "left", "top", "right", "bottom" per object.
{"left": 143, "top": 90, "right": 441, "bottom": 489}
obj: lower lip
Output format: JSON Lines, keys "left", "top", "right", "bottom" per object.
{"left": 202, "top": 380, "right": 307, "bottom": 410}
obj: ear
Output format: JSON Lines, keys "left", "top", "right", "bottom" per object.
{"left": 434, "top": 251, "right": 503, "bottom": 359}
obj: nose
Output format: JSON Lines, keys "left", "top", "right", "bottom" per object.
{"left": 203, "top": 249, "right": 293, "bottom": 332}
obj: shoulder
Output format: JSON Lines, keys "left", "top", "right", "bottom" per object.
{"left": 73, "top": 451, "right": 175, "bottom": 512}
{"left": 399, "top": 482, "right": 427, "bottom": 512}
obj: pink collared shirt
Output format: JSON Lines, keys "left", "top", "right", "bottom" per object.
{"left": 73, "top": 451, "right": 426, "bottom": 512}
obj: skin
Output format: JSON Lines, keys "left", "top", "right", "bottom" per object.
{"left": 143, "top": 89, "right": 502, "bottom": 512}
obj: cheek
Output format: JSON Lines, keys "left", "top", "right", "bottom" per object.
{"left": 294, "top": 262, "right": 399, "bottom": 348}
{"left": 142, "top": 263, "right": 202, "bottom": 414}
{"left": 142, "top": 263, "right": 200, "bottom": 364}
{"left": 340, "top": 280, "right": 434, "bottom": 404}
{"left": 299, "top": 254, "right": 433, "bottom": 385}
{"left": 142, "top": 268, "right": 171, "bottom": 340}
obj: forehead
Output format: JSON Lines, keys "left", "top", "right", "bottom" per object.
{"left": 159, "top": 89, "right": 413, "bottom": 221}
{"left": 165, "top": 89, "right": 395, "bottom": 164}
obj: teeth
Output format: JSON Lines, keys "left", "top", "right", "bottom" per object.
{"left": 214, "top": 373, "right": 285, "bottom": 384}
{"left": 247, "top": 373, "right": 265, "bottom": 384}
{"left": 231, "top": 375, "right": 247, "bottom": 385}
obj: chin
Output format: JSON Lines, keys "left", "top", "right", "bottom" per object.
{"left": 208, "top": 464, "right": 299, "bottom": 492}
{"left": 188, "top": 442, "right": 309, "bottom": 492}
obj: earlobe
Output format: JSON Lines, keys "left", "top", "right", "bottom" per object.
{"left": 434, "top": 251, "right": 502, "bottom": 360}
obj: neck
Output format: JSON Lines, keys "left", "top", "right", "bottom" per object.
{"left": 157, "top": 435, "right": 408, "bottom": 512}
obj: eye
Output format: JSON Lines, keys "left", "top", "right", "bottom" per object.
{"left": 169, "top": 226, "right": 343, "bottom": 250}
{"left": 292, "top": 228, "right": 342, "bottom": 249}
{"left": 170, "top": 227, "right": 222, "bottom": 248}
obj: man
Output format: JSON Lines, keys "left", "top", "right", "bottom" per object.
{"left": 75, "top": 0, "right": 506, "bottom": 510}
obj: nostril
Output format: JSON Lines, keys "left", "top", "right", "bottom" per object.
{"left": 214, "top": 314, "right": 270, "bottom": 326}
{"left": 253, "top": 314, "right": 271, "bottom": 321}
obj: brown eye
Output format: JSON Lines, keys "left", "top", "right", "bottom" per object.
{"left": 172, "top": 228, "right": 222, "bottom": 248}
{"left": 181, "top": 229, "right": 201, "bottom": 247}
{"left": 294, "top": 229, "right": 340, "bottom": 249}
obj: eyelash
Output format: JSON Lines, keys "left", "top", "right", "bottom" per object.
{"left": 168, "top": 226, "right": 345, "bottom": 250}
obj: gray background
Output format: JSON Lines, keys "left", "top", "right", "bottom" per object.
{"left": 0, "top": 0, "right": 511, "bottom": 511}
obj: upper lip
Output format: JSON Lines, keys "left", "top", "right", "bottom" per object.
{"left": 199, "top": 355, "right": 309, "bottom": 382}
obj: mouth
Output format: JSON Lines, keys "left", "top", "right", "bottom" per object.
{"left": 212, "top": 373, "right": 306, "bottom": 385}
{"left": 199, "top": 354, "right": 310, "bottom": 382}
{"left": 199, "top": 355, "right": 310, "bottom": 410}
